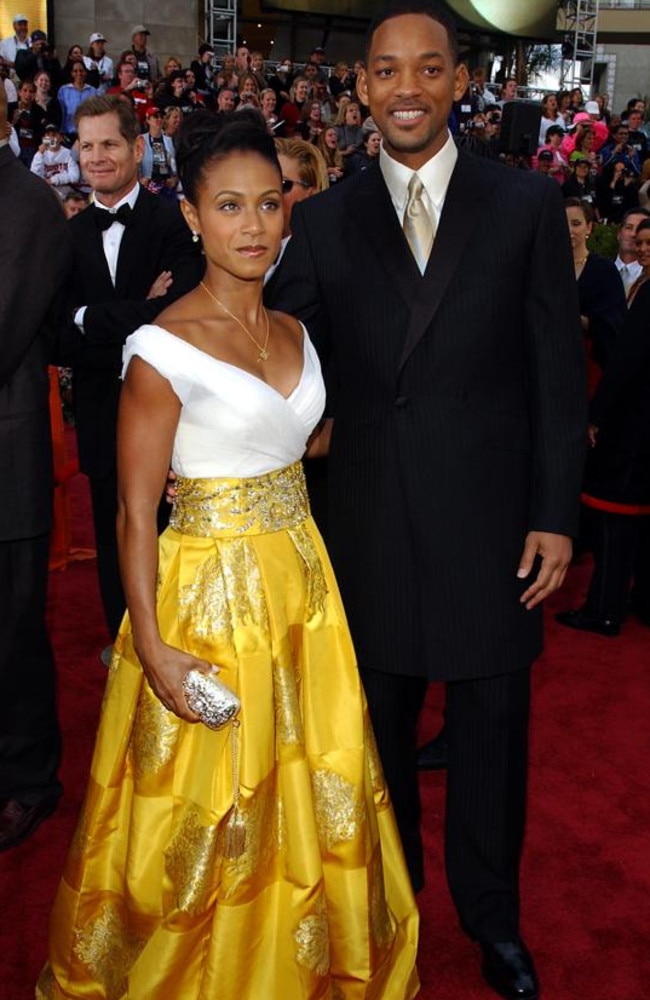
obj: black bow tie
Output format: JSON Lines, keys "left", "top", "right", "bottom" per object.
{"left": 93, "top": 204, "right": 133, "bottom": 231}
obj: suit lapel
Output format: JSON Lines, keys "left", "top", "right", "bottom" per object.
{"left": 75, "top": 206, "right": 115, "bottom": 298}
{"left": 347, "top": 165, "right": 422, "bottom": 309}
{"left": 115, "top": 188, "right": 150, "bottom": 296}
{"left": 397, "top": 152, "right": 498, "bottom": 374}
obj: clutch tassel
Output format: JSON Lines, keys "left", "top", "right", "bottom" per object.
{"left": 224, "top": 720, "right": 246, "bottom": 859}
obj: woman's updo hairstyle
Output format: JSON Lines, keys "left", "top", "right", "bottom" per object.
{"left": 176, "top": 109, "right": 281, "bottom": 203}
{"left": 564, "top": 196, "right": 594, "bottom": 225}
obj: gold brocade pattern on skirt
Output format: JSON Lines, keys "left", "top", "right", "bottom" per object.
{"left": 39, "top": 465, "right": 419, "bottom": 999}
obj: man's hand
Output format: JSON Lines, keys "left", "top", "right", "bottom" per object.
{"left": 517, "top": 531, "right": 572, "bottom": 610}
{"left": 305, "top": 418, "right": 333, "bottom": 458}
{"left": 165, "top": 467, "right": 177, "bottom": 504}
{"left": 146, "top": 270, "right": 172, "bottom": 300}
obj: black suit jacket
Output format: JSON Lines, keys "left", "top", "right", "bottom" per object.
{"left": 586, "top": 280, "right": 650, "bottom": 505}
{"left": 0, "top": 145, "right": 72, "bottom": 541}
{"left": 269, "top": 152, "right": 587, "bottom": 681}
{"left": 61, "top": 189, "right": 203, "bottom": 478}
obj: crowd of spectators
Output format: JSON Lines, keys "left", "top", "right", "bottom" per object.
{"left": 3, "top": 12, "right": 649, "bottom": 219}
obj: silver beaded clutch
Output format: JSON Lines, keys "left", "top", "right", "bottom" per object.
{"left": 182, "top": 668, "right": 241, "bottom": 730}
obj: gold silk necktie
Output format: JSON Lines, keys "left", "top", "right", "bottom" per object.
{"left": 403, "top": 173, "right": 434, "bottom": 273}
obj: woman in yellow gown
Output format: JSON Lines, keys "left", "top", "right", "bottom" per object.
{"left": 38, "top": 113, "right": 419, "bottom": 999}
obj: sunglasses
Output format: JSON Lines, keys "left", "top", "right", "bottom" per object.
{"left": 282, "top": 178, "right": 311, "bottom": 194}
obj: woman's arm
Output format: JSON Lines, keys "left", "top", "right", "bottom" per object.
{"left": 117, "top": 355, "right": 205, "bottom": 720}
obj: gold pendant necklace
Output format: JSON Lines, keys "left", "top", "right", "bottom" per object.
{"left": 200, "top": 281, "right": 271, "bottom": 362}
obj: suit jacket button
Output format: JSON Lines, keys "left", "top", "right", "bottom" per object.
{"left": 395, "top": 395, "right": 409, "bottom": 408}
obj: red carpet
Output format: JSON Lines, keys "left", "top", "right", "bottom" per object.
{"left": 1, "top": 447, "right": 648, "bottom": 999}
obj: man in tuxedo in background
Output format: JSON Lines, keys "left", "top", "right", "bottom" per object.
{"left": 63, "top": 96, "right": 202, "bottom": 643}
{"left": 0, "top": 83, "right": 72, "bottom": 851}
{"left": 270, "top": 4, "right": 586, "bottom": 998}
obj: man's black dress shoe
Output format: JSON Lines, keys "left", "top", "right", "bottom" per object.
{"left": 0, "top": 797, "right": 58, "bottom": 852}
{"left": 481, "top": 939, "right": 539, "bottom": 1000}
{"left": 417, "top": 729, "right": 448, "bottom": 770}
{"left": 555, "top": 608, "right": 620, "bottom": 637}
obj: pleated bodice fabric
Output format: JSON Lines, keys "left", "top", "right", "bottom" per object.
{"left": 121, "top": 323, "right": 326, "bottom": 478}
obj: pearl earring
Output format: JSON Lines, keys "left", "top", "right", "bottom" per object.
{"left": 192, "top": 231, "right": 200, "bottom": 243}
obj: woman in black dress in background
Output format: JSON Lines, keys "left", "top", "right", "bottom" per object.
{"left": 557, "top": 219, "right": 650, "bottom": 634}
{"left": 564, "top": 198, "right": 626, "bottom": 388}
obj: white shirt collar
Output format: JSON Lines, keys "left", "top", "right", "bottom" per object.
{"left": 93, "top": 180, "right": 141, "bottom": 213}
{"left": 379, "top": 131, "right": 458, "bottom": 219}
{"left": 615, "top": 255, "right": 642, "bottom": 275}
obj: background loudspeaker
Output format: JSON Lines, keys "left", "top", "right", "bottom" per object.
{"left": 499, "top": 100, "right": 542, "bottom": 156}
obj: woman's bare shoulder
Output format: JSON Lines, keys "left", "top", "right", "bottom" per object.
{"left": 268, "top": 308, "right": 304, "bottom": 344}
{"left": 155, "top": 286, "right": 206, "bottom": 338}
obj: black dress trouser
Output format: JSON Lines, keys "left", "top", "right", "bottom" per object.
{"left": 361, "top": 664, "right": 530, "bottom": 943}
{"left": 89, "top": 470, "right": 126, "bottom": 641}
{"left": 0, "top": 533, "right": 61, "bottom": 806}
{"left": 89, "top": 470, "right": 169, "bottom": 641}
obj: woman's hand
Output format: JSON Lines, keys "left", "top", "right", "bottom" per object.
{"left": 136, "top": 640, "right": 214, "bottom": 722}
{"left": 588, "top": 423, "right": 599, "bottom": 448}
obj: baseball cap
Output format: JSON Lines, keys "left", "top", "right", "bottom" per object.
{"left": 43, "top": 122, "right": 58, "bottom": 131}
{"left": 132, "top": 24, "right": 150, "bottom": 36}
{"left": 145, "top": 104, "right": 161, "bottom": 116}
{"left": 538, "top": 150, "right": 553, "bottom": 161}
{"left": 13, "top": 14, "right": 28, "bottom": 23}
{"left": 584, "top": 100, "right": 600, "bottom": 115}
{"left": 89, "top": 32, "right": 106, "bottom": 44}
{"left": 312, "top": 46, "right": 325, "bottom": 54}
{"left": 31, "top": 30, "right": 47, "bottom": 42}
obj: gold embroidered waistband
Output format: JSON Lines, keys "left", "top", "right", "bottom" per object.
{"left": 169, "top": 462, "right": 310, "bottom": 537}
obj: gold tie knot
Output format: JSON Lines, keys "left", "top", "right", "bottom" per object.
{"left": 406, "top": 174, "right": 425, "bottom": 217}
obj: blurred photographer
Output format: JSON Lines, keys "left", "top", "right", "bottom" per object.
{"left": 107, "top": 60, "right": 148, "bottom": 125}
{"left": 30, "top": 122, "right": 79, "bottom": 196}
{"left": 600, "top": 123, "right": 642, "bottom": 177}
{"left": 469, "top": 67, "right": 496, "bottom": 114}
{"left": 457, "top": 111, "right": 500, "bottom": 159}
{"left": 596, "top": 160, "right": 640, "bottom": 224}
{"left": 15, "top": 30, "right": 63, "bottom": 89}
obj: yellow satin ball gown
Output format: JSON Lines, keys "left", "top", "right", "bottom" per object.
{"left": 37, "top": 325, "right": 419, "bottom": 1000}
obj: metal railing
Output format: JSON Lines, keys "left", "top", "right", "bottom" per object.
{"left": 598, "top": 1, "right": 650, "bottom": 8}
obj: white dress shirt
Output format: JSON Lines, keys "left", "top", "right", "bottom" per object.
{"left": 379, "top": 131, "right": 458, "bottom": 272}
{"left": 75, "top": 182, "right": 141, "bottom": 331}
{"left": 615, "top": 255, "right": 642, "bottom": 294}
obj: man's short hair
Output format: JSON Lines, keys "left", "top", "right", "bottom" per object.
{"left": 621, "top": 207, "right": 650, "bottom": 225}
{"left": 365, "top": 1, "right": 459, "bottom": 66}
{"left": 74, "top": 94, "right": 141, "bottom": 143}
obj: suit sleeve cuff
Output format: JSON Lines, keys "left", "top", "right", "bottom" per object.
{"left": 74, "top": 306, "right": 87, "bottom": 332}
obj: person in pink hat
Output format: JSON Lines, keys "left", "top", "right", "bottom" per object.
{"left": 562, "top": 102, "right": 609, "bottom": 159}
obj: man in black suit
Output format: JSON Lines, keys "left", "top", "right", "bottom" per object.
{"left": 63, "top": 96, "right": 202, "bottom": 641}
{"left": 270, "top": 4, "right": 586, "bottom": 998}
{"left": 0, "top": 83, "right": 72, "bottom": 851}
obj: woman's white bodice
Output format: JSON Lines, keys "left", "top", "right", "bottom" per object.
{"left": 122, "top": 324, "right": 325, "bottom": 477}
